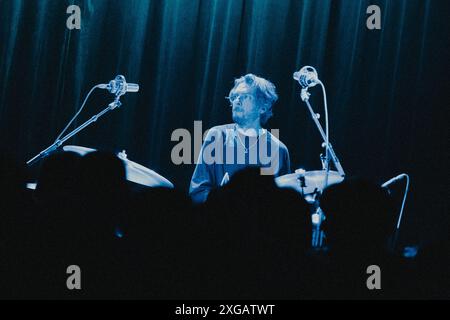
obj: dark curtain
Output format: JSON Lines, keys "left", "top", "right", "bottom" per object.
{"left": 0, "top": 0, "right": 448, "bottom": 243}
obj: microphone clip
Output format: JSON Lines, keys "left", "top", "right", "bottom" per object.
{"left": 300, "top": 88, "right": 311, "bottom": 102}
{"left": 108, "top": 75, "right": 128, "bottom": 98}
{"left": 100, "top": 75, "right": 139, "bottom": 98}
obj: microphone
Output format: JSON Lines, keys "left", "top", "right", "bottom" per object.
{"left": 381, "top": 174, "right": 408, "bottom": 188}
{"left": 99, "top": 75, "right": 139, "bottom": 96}
{"left": 293, "top": 66, "right": 319, "bottom": 89}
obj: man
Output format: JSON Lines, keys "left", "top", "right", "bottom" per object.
{"left": 189, "top": 74, "right": 290, "bottom": 204}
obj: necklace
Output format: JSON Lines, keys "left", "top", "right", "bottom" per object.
{"left": 235, "top": 126, "right": 264, "bottom": 154}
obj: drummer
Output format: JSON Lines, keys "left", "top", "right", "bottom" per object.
{"left": 189, "top": 74, "right": 291, "bottom": 204}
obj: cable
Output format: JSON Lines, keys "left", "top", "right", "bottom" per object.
{"left": 318, "top": 80, "right": 330, "bottom": 189}
{"left": 396, "top": 174, "right": 410, "bottom": 229}
{"left": 53, "top": 84, "right": 102, "bottom": 143}
{"left": 388, "top": 174, "right": 410, "bottom": 251}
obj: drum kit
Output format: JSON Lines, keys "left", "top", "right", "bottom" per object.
{"left": 275, "top": 66, "right": 347, "bottom": 248}
{"left": 275, "top": 169, "right": 345, "bottom": 248}
{"left": 63, "top": 145, "right": 174, "bottom": 189}
{"left": 275, "top": 169, "right": 344, "bottom": 203}
{"left": 26, "top": 76, "right": 174, "bottom": 192}
{"left": 26, "top": 71, "right": 347, "bottom": 249}
{"left": 27, "top": 145, "right": 174, "bottom": 190}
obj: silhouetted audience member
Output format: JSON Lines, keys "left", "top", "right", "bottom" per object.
{"left": 0, "top": 154, "right": 27, "bottom": 213}
{"left": 63, "top": 151, "right": 130, "bottom": 298}
{"left": 414, "top": 237, "right": 450, "bottom": 299}
{"left": 315, "top": 177, "right": 399, "bottom": 299}
{"left": 1, "top": 152, "right": 448, "bottom": 299}
{"left": 321, "top": 177, "right": 395, "bottom": 254}
{"left": 20, "top": 151, "right": 130, "bottom": 298}
{"left": 0, "top": 155, "right": 31, "bottom": 299}
{"left": 120, "top": 187, "right": 195, "bottom": 299}
{"left": 35, "top": 151, "right": 82, "bottom": 208}
{"left": 196, "top": 167, "right": 311, "bottom": 299}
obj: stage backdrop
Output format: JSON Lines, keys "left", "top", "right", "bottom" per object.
{"left": 0, "top": 0, "right": 448, "bottom": 244}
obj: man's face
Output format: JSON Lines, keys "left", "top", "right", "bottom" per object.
{"left": 230, "top": 83, "right": 262, "bottom": 127}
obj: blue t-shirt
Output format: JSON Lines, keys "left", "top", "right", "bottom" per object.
{"left": 189, "top": 123, "right": 291, "bottom": 203}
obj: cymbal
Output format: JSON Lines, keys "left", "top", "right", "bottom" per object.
{"left": 26, "top": 183, "right": 37, "bottom": 190}
{"left": 275, "top": 169, "right": 344, "bottom": 196}
{"left": 63, "top": 145, "right": 96, "bottom": 156}
{"left": 116, "top": 150, "right": 174, "bottom": 189}
{"left": 62, "top": 145, "right": 174, "bottom": 188}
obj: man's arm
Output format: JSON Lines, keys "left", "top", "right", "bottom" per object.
{"left": 189, "top": 128, "right": 221, "bottom": 204}
{"left": 189, "top": 160, "right": 214, "bottom": 204}
{"left": 278, "top": 145, "right": 291, "bottom": 176}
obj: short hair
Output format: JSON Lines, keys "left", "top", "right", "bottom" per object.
{"left": 230, "top": 74, "right": 278, "bottom": 125}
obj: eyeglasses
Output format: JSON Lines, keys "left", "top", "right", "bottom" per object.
{"left": 225, "top": 93, "right": 254, "bottom": 104}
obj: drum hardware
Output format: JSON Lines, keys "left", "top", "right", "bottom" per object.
{"left": 27, "top": 146, "right": 174, "bottom": 190}
{"left": 291, "top": 66, "right": 347, "bottom": 248}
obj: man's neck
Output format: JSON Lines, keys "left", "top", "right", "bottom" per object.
{"left": 236, "top": 121, "right": 263, "bottom": 137}
{"left": 236, "top": 119, "right": 261, "bottom": 131}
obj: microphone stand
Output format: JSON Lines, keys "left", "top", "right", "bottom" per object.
{"left": 300, "top": 88, "right": 345, "bottom": 177}
{"left": 300, "top": 87, "right": 345, "bottom": 249}
{"left": 27, "top": 97, "right": 122, "bottom": 166}
{"left": 384, "top": 174, "right": 410, "bottom": 252}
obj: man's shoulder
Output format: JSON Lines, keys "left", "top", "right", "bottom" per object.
{"left": 208, "top": 123, "right": 235, "bottom": 132}
{"left": 266, "top": 130, "right": 289, "bottom": 153}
